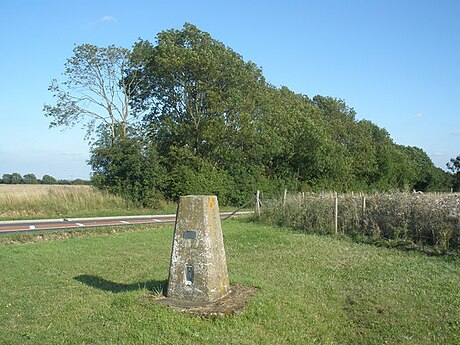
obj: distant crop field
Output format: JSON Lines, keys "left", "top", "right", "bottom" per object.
{"left": 0, "top": 184, "right": 144, "bottom": 220}
{"left": 0, "top": 184, "right": 90, "bottom": 195}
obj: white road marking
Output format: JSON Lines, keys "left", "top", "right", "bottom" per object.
{"left": 0, "top": 212, "right": 250, "bottom": 234}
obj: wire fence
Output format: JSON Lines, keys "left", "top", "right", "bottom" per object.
{"left": 255, "top": 190, "right": 460, "bottom": 253}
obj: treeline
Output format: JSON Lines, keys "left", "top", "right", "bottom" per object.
{"left": 45, "top": 24, "right": 454, "bottom": 206}
{"left": 0, "top": 173, "right": 90, "bottom": 185}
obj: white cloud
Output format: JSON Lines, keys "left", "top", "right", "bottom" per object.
{"left": 88, "top": 16, "right": 118, "bottom": 27}
{"left": 432, "top": 151, "right": 447, "bottom": 157}
{"left": 60, "top": 151, "right": 87, "bottom": 158}
{"left": 100, "top": 16, "right": 117, "bottom": 23}
{"left": 415, "top": 113, "right": 424, "bottom": 120}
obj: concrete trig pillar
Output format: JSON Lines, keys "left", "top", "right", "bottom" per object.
{"left": 167, "top": 195, "right": 230, "bottom": 302}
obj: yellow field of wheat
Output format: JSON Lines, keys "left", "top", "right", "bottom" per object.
{"left": 0, "top": 184, "right": 129, "bottom": 219}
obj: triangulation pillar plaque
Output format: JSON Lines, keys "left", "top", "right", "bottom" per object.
{"left": 166, "top": 195, "right": 230, "bottom": 302}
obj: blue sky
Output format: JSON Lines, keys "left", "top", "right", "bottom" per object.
{"left": 0, "top": 0, "right": 458, "bottom": 179}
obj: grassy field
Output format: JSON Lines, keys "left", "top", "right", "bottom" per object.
{"left": 1, "top": 219, "right": 459, "bottom": 344}
{"left": 0, "top": 185, "right": 175, "bottom": 220}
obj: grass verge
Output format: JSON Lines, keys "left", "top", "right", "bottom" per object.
{"left": 1, "top": 219, "right": 459, "bottom": 344}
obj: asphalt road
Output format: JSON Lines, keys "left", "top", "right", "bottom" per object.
{"left": 0, "top": 211, "right": 253, "bottom": 235}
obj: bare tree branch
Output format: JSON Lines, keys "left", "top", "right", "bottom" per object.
{"left": 44, "top": 44, "right": 141, "bottom": 143}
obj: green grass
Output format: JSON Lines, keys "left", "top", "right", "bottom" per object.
{"left": 1, "top": 219, "right": 459, "bottom": 344}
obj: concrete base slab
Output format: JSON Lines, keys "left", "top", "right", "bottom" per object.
{"left": 152, "top": 285, "right": 258, "bottom": 317}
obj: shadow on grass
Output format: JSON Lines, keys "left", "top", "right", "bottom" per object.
{"left": 75, "top": 275, "right": 167, "bottom": 294}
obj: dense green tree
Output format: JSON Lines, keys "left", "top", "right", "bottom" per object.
{"left": 447, "top": 154, "right": 460, "bottom": 191}
{"left": 130, "top": 24, "right": 266, "bottom": 159}
{"left": 90, "top": 130, "right": 165, "bottom": 207}
{"left": 72, "top": 179, "right": 91, "bottom": 185}
{"left": 1, "top": 174, "right": 12, "bottom": 184}
{"left": 399, "top": 146, "right": 450, "bottom": 191}
{"left": 310, "top": 95, "right": 360, "bottom": 189}
{"left": 350, "top": 120, "right": 381, "bottom": 187}
{"left": 258, "top": 87, "right": 326, "bottom": 189}
{"left": 41, "top": 175, "right": 57, "bottom": 185}
{"left": 23, "top": 173, "right": 38, "bottom": 184}
{"left": 447, "top": 155, "right": 460, "bottom": 173}
{"left": 426, "top": 167, "right": 454, "bottom": 192}
{"left": 162, "top": 146, "right": 234, "bottom": 203}
{"left": 129, "top": 23, "right": 271, "bottom": 202}
{"left": 10, "top": 173, "right": 23, "bottom": 184}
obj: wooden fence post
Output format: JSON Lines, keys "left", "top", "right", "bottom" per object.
{"left": 334, "top": 193, "right": 338, "bottom": 235}
{"left": 361, "top": 195, "right": 366, "bottom": 229}
{"left": 283, "top": 189, "right": 287, "bottom": 208}
{"left": 255, "top": 190, "right": 261, "bottom": 218}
